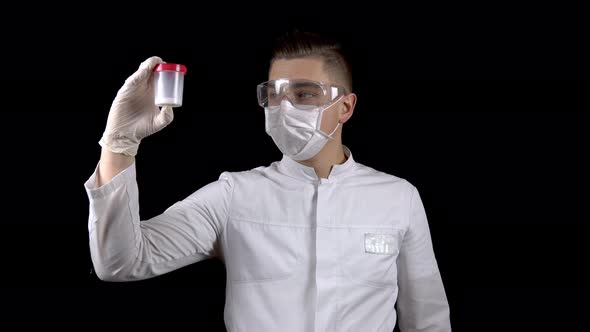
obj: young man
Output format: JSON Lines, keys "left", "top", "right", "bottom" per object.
{"left": 85, "top": 31, "right": 451, "bottom": 331}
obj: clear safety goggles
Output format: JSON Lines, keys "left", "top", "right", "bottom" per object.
{"left": 257, "top": 79, "right": 347, "bottom": 110}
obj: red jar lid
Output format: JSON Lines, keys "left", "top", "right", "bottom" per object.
{"left": 154, "top": 63, "right": 187, "bottom": 74}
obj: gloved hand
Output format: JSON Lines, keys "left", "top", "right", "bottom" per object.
{"left": 99, "top": 56, "right": 175, "bottom": 157}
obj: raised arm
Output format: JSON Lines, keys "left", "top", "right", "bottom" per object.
{"left": 84, "top": 57, "right": 233, "bottom": 281}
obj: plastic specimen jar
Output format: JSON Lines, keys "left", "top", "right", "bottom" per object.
{"left": 153, "top": 63, "right": 187, "bottom": 107}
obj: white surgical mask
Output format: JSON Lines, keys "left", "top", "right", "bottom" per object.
{"left": 265, "top": 98, "right": 341, "bottom": 161}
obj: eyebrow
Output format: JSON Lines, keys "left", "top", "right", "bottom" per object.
{"left": 267, "top": 81, "right": 321, "bottom": 92}
{"left": 290, "top": 82, "right": 321, "bottom": 89}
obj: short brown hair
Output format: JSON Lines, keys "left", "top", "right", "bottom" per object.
{"left": 270, "top": 30, "right": 352, "bottom": 92}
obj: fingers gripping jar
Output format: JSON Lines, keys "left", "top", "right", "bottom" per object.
{"left": 153, "top": 63, "right": 187, "bottom": 107}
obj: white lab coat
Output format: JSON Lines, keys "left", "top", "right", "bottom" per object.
{"left": 84, "top": 147, "right": 451, "bottom": 331}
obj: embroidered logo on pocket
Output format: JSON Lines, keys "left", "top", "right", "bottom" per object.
{"left": 365, "top": 233, "right": 396, "bottom": 255}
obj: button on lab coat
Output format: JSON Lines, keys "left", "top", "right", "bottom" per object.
{"left": 84, "top": 147, "right": 451, "bottom": 331}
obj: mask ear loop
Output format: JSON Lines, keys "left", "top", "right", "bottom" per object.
{"left": 325, "top": 122, "right": 340, "bottom": 139}
{"left": 315, "top": 95, "right": 345, "bottom": 139}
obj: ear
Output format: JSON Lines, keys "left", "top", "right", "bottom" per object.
{"left": 339, "top": 93, "right": 357, "bottom": 124}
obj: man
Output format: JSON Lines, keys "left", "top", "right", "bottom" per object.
{"left": 84, "top": 31, "right": 451, "bottom": 331}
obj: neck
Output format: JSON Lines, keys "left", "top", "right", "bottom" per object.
{"left": 298, "top": 135, "right": 347, "bottom": 179}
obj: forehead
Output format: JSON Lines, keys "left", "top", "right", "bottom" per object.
{"left": 269, "top": 58, "right": 331, "bottom": 83}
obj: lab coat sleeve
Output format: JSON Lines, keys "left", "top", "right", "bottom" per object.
{"left": 84, "top": 161, "right": 233, "bottom": 282}
{"left": 396, "top": 184, "right": 451, "bottom": 331}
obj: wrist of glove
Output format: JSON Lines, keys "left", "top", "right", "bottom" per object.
{"left": 98, "top": 132, "right": 142, "bottom": 157}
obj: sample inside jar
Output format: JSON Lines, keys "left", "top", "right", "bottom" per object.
{"left": 154, "top": 64, "right": 187, "bottom": 107}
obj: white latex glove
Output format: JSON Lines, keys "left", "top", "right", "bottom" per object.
{"left": 99, "top": 56, "right": 174, "bottom": 157}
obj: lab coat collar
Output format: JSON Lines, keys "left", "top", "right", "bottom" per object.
{"left": 278, "top": 145, "right": 356, "bottom": 182}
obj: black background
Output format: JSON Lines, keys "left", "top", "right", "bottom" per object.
{"left": 2, "top": 4, "right": 588, "bottom": 331}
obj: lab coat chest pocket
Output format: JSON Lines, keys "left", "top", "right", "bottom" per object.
{"left": 226, "top": 219, "right": 302, "bottom": 283}
{"left": 339, "top": 227, "right": 403, "bottom": 288}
